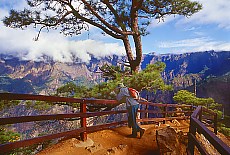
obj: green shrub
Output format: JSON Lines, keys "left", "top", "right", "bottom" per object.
{"left": 0, "top": 127, "right": 20, "bottom": 144}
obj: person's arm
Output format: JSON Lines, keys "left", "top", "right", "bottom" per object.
{"left": 136, "top": 91, "right": 148, "bottom": 102}
{"left": 116, "top": 88, "right": 129, "bottom": 103}
{"left": 139, "top": 97, "right": 148, "bottom": 102}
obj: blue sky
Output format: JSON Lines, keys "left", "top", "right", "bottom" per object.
{"left": 0, "top": 0, "right": 230, "bottom": 62}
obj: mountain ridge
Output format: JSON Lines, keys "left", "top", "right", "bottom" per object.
{"left": 1, "top": 50, "right": 229, "bottom": 93}
{"left": 0, "top": 50, "right": 229, "bottom": 114}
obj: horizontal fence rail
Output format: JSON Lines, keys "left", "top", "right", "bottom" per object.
{"left": 0, "top": 93, "right": 193, "bottom": 154}
{"left": 187, "top": 106, "right": 230, "bottom": 155}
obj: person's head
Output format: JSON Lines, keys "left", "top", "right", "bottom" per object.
{"left": 117, "top": 83, "right": 125, "bottom": 88}
{"left": 115, "top": 83, "right": 125, "bottom": 93}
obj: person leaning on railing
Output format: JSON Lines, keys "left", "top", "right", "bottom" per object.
{"left": 115, "top": 83, "right": 145, "bottom": 138}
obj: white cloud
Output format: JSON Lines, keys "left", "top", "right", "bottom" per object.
{"left": 178, "top": 0, "right": 230, "bottom": 29}
{"left": 149, "top": 0, "right": 230, "bottom": 30}
{"left": 0, "top": 24, "right": 125, "bottom": 63}
{"left": 158, "top": 37, "right": 230, "bottom": 53}
{"left": 159, "top": 37, "right": 211, "bottom": 48}
{"left": 0, "top": 3, "right": 125, "bottom": 63}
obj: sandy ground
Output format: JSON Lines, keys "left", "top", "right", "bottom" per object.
{"left": 37, "top": 120, "right": 191, "bottom": 155}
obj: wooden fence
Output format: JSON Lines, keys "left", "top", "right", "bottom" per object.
{"left": 0, "top": 93, "right": 192, "bottom": 154}
{"left": 187, "top": 106, "right": 230, "bottom": 155}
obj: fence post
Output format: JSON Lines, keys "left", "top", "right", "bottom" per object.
{"left": 80, "top": 99, "right": 87, "bottom": 141}
{"left": 163, "top": 105, "right": 167, "bottom": 124}
{"left": 197, "top": 107, "right": 202, "bottom": 134}
{"left": 199, "top": 106, "right": 202, "bottom": 121}
{"left": 188, "top": 118, "right": 196, "bottom": 155}
{"left": 214, "top": 113, "right": 218, "bottom": 134}
{"left": 190, "top": 105, "right": 193, "bottom": 116}
{"left": 144, "top": 104, "right": 148, "bottom": 125}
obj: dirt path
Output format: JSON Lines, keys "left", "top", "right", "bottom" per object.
{"left": 37, "top": 120, "right": 191, "bottom": 155}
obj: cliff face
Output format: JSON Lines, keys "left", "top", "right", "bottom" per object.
{"left": 142, "top": 51, "right": 230, "bottom": 88}
{"left": 142, "top": 51, "right": 230, "bottom": 115}
{"left": 0, "top": 55, "right": 121, "bottom": 94}
{"left": 0, "top": 51, "right": 229, "bottom": 114}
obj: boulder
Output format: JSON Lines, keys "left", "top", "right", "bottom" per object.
{"left": 156, "top": 126, "right": 187, "bottom": 155}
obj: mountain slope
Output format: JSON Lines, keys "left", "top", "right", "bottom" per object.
{"left": 0, "top": 51, "right": 229, "bottom": 114}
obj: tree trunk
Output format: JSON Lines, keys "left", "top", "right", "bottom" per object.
{"left": 122, "top": 36, "right": 142, "bottom": 73}
{"left": 129, "top": 3, "right": 143, "bottom": 73}
{"left": 132, "top": 34, "right": 142, "bottom": 72}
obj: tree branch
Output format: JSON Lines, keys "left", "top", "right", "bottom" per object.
{"left": 34, "top": 25, "right": 46, "bottom": 41}
{"left": 81, "top": 0, "right": 124, "bottom": 35}
{"left": 67, "top": 3, "right": 123, "bottom": 39}
{"left": 101, "top": 0, "right": 124, "bottom": 29}
{"left": 35, "top": 11, "right": 72, "bottom": 27}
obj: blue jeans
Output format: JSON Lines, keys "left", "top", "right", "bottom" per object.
{"left": 127, "top": 104, "right": 142, "bottom": 135}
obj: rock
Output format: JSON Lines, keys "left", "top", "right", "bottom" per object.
{"left": 175, "top": 108, "right": 185, "bottom": 117}
{"left": 156, "top": 126, "right": 186, "bottom": 155}
{"left": 85, "top": 143, "right": 103, "bottom": 153}
{"left": 117, "top": 144, "right": 128, "bottom": 151}
{"left": 177, "top": 130, "right": 188, "bottom": 145}
{"left": 107, "top": 147, "right": 118, "bottom": 154}
{"left": 172, "top": 119, "right": 180, "bottom": 126}
{"left": 74, "top": 138, "right": 94, "bottom": 147}
{"left": 106, "top": 144, "right": 128, "bottom": 154}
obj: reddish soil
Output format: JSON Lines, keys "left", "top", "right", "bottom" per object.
{"left": 37, "top": 120, "right": 191, "bottom": 155}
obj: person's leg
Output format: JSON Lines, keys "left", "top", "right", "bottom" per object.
{"left": 132, "top": 105, "right": 142, "bottom": 132}
{"left": 127, "top": 107, "right": 133, "bottom": 128}
{"left": 127, "top": 106, "right": 137, "bottom": 137}
{"left": 127, "top": 105, "right": 145, "bottom": 138}
{"left": 127, "top": 106, "right": 138, "bottom": 136}
{"left": 132, "top": 105, "right": 145, "bottom": 138}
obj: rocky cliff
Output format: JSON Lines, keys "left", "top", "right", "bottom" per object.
{"left": 0, "top": 54, "right": 121, "bottom": 94}
{"left": 142, "top": 51, "right": 230, "bottom": 115}
{"left": 0, "top": 51, "right": 229, "bottom": 114}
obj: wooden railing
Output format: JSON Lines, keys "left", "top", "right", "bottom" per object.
{"left": 187, "top": 106, "right": 230, "bottom": 155}
{"left": 0, "top": 93, "right": 192, "bottom": 154}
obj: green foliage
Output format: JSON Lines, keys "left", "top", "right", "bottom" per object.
{"left": 173, "top": 90, "right": 220, "bottom": 108}
{"left": 3, "top": 0, "right": 202, "bottom": 37}
{"left": 56, "top": 81, "right": 90, "bottom": 98}
{"left": 73, "top": 85, "right": 90, "bottom": 98}
{"left": 88, "top": 81, "right": 119, "bottom": 99}
{"left": 213, "top": 109, "right": 223, "bottom": 120}
{"left": 25, "top": 100, "right": 52, "bottom": 111}
{"left": 173, "top": 90, "right": 230, "bottom": 136}
{"left": 34, "top": 101, "right": 52, "bottom": 111}
{"left": 89, "top": 62, "right": 172, "bottom": 99}
{"left": 173, "top": 90, "right": 223, "bottom": 115}
{"left": 124, "top": 62, "right": 172, "bottom": 91}
{"left": 0, "top": 126, "right": 20, "bottom": 144}
{"left": 56, "top": 82, "right": 77, "bottom": 97}
{"left": 99, "top": 64, "right": 131, "bottom": 80}
{"left": 218, "top": 123, "right": 230, "bottom": 136}
{"left": 75, "top": 76, "right": 95, "bottom": 88}
{"left": 0, "top": 100, "right": 20, "bottom": 111}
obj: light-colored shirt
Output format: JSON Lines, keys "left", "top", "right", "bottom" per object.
{"left": 116, "top": 87, "right": 139, "bottom": 108}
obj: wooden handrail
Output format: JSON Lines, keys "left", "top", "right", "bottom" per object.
{"left": 0, "top": 128, "right": 85, "bottom": 154}
{"left": 0, "top": 93, "right": 193, "bottom": 153}
{"left": 0, "top": 121, "right": 128, "bottom": 154}
{"left": 188, "top": 133, "right": 209, "bottom": 155}
{"left": 0, "top": 93, "right": 84, "bottom": 103}
{"left": 191, "top": 106, "right": 201, "bottom": 118}
{"left": 0, "top": 110, "right": 128, "bottom": 125}
{"left": 187, "top": 106, "right": 230, "bottom": 155}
